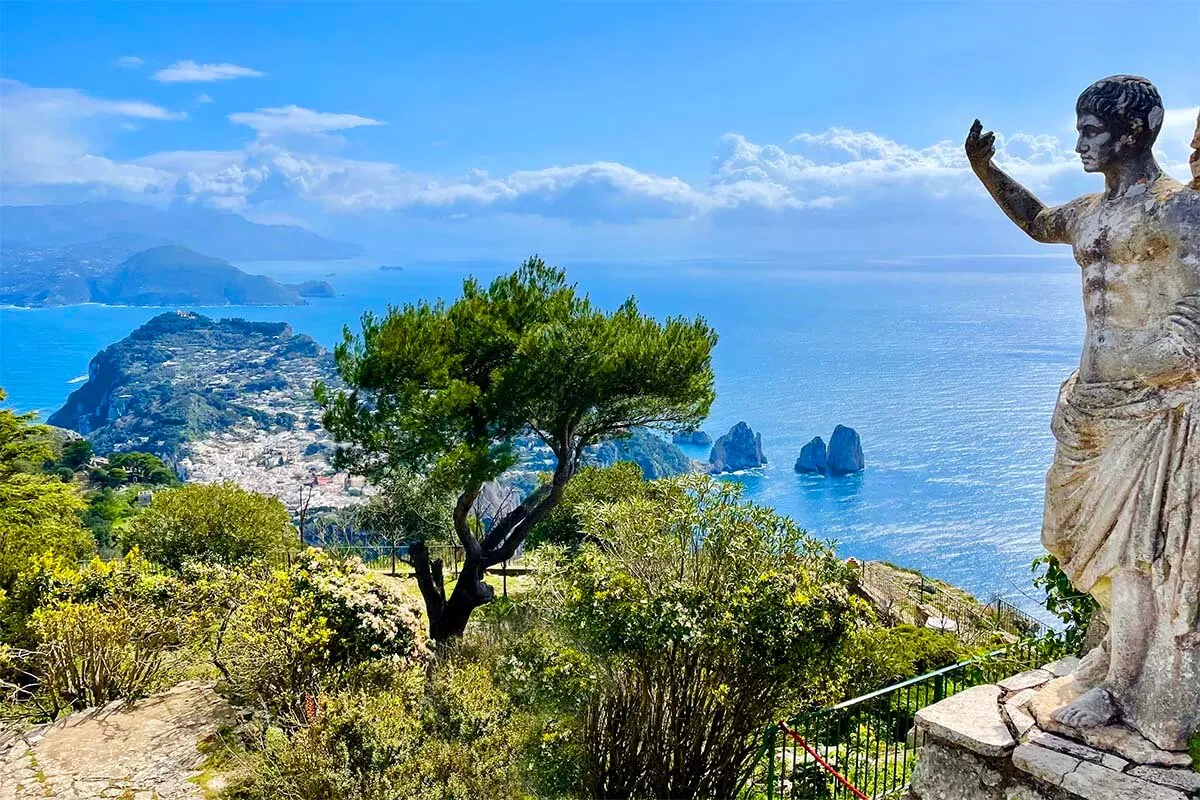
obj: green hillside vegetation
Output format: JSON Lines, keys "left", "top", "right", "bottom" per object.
{"left": 89, "top": 245, "right": 306, "bottom": 306}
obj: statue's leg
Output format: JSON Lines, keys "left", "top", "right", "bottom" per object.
{"left": 1105, "top": 568, "right": 1155, "bottom": 696}
{"left": 1054, "top": 568, "right": 1154, "bottom": 729}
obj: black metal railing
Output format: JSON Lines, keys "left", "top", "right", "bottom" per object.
{"left": 751, "top": 640, "right": 1063, "bottom": 800}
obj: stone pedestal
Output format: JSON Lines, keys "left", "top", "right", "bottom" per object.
{"left": 907, "top": 659, "right": 1200, "bottom": 800}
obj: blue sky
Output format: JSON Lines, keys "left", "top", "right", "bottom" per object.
{"left": 2, "top": 1, "right": 1197, "bottom": 260}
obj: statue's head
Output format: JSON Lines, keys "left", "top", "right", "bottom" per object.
{"left": 1074, "top": 75, "right": 1164, "bottom": 173}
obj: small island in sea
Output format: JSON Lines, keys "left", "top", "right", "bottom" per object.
{"left": 379, "top": 265, "right": 405, "bottom": 271}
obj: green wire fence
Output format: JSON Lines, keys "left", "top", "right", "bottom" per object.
{"left": 751, "top": 638, "right": 1067, "bottom": 800}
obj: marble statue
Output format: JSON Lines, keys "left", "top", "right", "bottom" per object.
{"left": 966, "top": 75, "right": 1200, "bottom": 751}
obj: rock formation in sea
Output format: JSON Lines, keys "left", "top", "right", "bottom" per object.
{"left": 826, "top": 424, "right": 865, "bottom": 475}
{"left": 708, "top": 422, "right": 767, "bottom": 473}
{"left": 672, "top": 428, "right": 712, "bottom": 447}
{"left": 794, "top": 436, "right": 828, "bottom": 474}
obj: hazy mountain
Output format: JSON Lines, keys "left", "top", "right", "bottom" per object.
{"left": 89, "top": 245, "right": 309, "bottom": 306}
{"left": 0, "top": 201, "right": 363, "bottom": 261}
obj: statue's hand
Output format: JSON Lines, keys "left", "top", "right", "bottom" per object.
{"left": 965, "top": 119, "right": 996, "bottom": 173}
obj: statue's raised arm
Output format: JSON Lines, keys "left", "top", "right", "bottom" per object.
{"left": 1191, "top": 109, "right": 1200, "bottom": 190}
{"left": 965, "top": 120, "right": 1074, "bottom": 244}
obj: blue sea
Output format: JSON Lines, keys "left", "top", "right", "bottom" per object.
{"left": 0, "top": 257, "right": 1084, "bottom": 614}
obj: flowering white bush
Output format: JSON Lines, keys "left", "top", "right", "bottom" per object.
{"left": 290, "top": 548, "right": 429, "bottom": 666}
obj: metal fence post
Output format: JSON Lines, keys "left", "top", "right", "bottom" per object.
{"left": 765, "top": 724, "right": 778, "bottom": 800}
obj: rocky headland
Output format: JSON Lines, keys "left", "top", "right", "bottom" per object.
{"left": 3, "top": 243, "right": 336, "bottom": 308}
{"left": 672, "top": 428, "right": 712, "bottom": 447}
{"left": 47, "top": 311, "right": 363, "bottom": 513}
{"left": 709, "top": 421, "right": 767, "bottom": 473}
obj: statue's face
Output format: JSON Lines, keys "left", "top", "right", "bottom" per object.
{"left": 1075, "top": 113, "right": 1121, "bottom": 173}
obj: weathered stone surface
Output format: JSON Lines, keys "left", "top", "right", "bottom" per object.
{"left": 1004, "top": 787, "right": 1053, "bottom": 800}
{"left": 1041, "top": 657, "right": 1080, "bottom": 679}
{"left": 1028, "top": 677, "right": 1192, "bottom": 768}
{"left": 1190, "top": 110, "right": 1199, "bottom": 189}
{"left": 708, "top": 421, "right": 766, "bottom": 473}
{"left": 999, "top": 670, "right": 1054, "bottom": 694}
{"left": 1061, "top": 761, "right": 1187, "bottom": 800}
{"left": 1012, "top": 743, "right": 1081, "bottom": 788}
{"left": 794, "top": 436, "right": 827, "bottom": 474}
{"left": 909, "top": 741, "right": 1007, "bottom": 800}
{"left": 916, "top": 685, "right": 1015, "bottom": 758}
{"left": 826, "top": 424, "right": 864, "bottom": 475}
{"left": 1025, "top": 730, "right": 1106, "bottom": 764}
{"left": 1013, "top": 743, "right": 1189, "bottom": 800}
{"left": 1100, "top": 753, "right": 1128, "bottom": 772}
{"left": 1006, "top": 687, "right": 1038, "bottom": 709}
{"left": 1127, "top": 764, "right": 1200, "bottom": 793}
{"left": 0, "top": 681, "right": 234, "bottom": 799}
{"left": 1004, "top": 703, "right": 1037, "bottom": 738}
{"left": 971, "top": 75, "right": 1200, "bottom": 752}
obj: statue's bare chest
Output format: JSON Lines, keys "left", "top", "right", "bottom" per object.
{"left": 1072, "top": 192, "right": 1173, "bottom": 269}
{"left": 1071, "top": 193, "right": 1180, "bottom": 327}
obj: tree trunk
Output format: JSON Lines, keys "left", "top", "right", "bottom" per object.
{"left": 430, "top": 553, "right": 493, "bottom": 640}
{"left": 412, "top": 540, "right": 494, "bottom": 642}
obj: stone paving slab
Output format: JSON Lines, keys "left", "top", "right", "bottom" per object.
{"left": 916, "top": 684, "right": 1015, "bottom": 758}
{"left": 0, "top": 682, "right": 234, "bottom": 800}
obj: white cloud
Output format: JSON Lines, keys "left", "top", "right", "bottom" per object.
{"left": 115, "top": 56, "right": 144, "bottom": 68}
{"left": 4, "top": 76, "right": 1196, "bottom": 237}
{"left": 228, "top": 105, "right": 384, "bottom": 136}
{"left": 153, "top": 60, "right": 264, "bottom": 83}
{"left": 0, "top": 81, "right": 184, "bottom": 194}
{"left": 196, "top": 93, "right": 214, "bottom": 104}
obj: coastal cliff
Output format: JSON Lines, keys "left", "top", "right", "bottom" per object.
{"left": 709, "top": 421, "right": 767, "bottom": 473}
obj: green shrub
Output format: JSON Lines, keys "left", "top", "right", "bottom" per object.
{"left": 1032, "top": 554, "right": 1097, "bottom": 654}
{"left": 212, "top": 550, "right": 429, "bottom": 717}
{"left": 227, "top": 688, "right": 424, "bottom": 800}
{"left": 540, "top": 476, "right": 861, "bottom": 799}
{"left": 0, "top": 390, "right": 94, "bottom": 596}
{"left": 836, "top": 625, "right": 970, "bottom": 699}
{"left": 225, "top": 661, "right": 533, "bottom": 800}
{"left": 6, "top": 552, "right": 201, "bottom": 716}
{"left": 525, "top": 462, "right": 650, "bottom": 550}
{"left": 122, "top": 483, "right": 297, "bottom": 570}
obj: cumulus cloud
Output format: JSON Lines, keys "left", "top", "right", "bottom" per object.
{"left": 115, "top": 55, "right": 144, "bottom": 68}
{"left": 196, "top": 93, "right": 214, "bottom": 104}
{"left": 154, "top": 60, "right": 264, "bottom": 83}
{"left": 228, "top": 105, "right": 384, "bottom": 137}
{"left": 0, "top": 81, "right": 184, "bottom": 194}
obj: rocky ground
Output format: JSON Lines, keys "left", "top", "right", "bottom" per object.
{"left": 0, "top": 682, "right": 235, "bottom": 800}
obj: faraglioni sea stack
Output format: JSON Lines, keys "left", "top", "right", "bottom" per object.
{"left": 708, "top": 421, "right": 766, "bottom": 473}
{"left": 794, "top": 425, "right": 864, "bottom": 475}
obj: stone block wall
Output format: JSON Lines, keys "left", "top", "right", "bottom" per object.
{"left": 906, "top": 659, "right": 1200, "bottom": 800}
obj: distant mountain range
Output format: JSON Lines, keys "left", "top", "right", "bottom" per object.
{"left": 1, "top": 242, "right": 334, "bottom": 307}
{"left": 1, "top": 201, "right": 362, "bottom": 261}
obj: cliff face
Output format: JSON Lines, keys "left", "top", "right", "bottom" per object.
{"left": 709, "top": 421, "right": 767, "bottom": 473}
{"left": 587, "top": 429, "right": 697, "bottom": 479}
{"left": 48, "top": 311, "right": 333, "bottom": 460}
